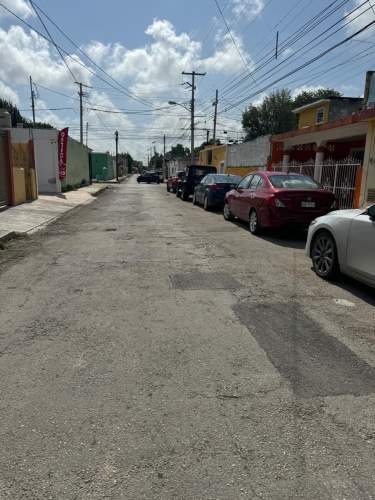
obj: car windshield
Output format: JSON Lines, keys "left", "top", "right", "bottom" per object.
{"left": 211, "top": 175, "right": 242, "bottom": 184}
{"left": 269, "top": 174, "right": 320, "bottom": 189}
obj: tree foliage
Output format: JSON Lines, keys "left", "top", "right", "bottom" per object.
{"left": 242, "top": 87, "right": 342, "bottom": 141}
{"left": 168, "top": 143, "right": 190, "bottom": 158}
{"left": 0, "top": 98, "right": 52, "bottom": 129}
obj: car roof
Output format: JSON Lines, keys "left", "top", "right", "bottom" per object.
{"left": 263, "top": 171, "right": 306, "bottom": 176}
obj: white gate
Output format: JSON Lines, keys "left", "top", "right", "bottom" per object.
{"left": 272, "top": 158, "right": 361, "bottom": 209}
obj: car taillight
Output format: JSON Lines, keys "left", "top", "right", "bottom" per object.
{"left": 274, "top": 197, "right": 286, "bottom": 208}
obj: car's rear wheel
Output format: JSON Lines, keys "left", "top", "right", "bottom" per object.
{"left": 181, "top": 189, "right": 189, "bottom": 201}
{"left": 223, "top": 203, "right": 233, "bottom": 221}
{"left": 203, "top": 196, "right": 210, "bottom": 211}
{"left": 311, "top": 230, "right": 338, "bottom": 279}
{"left": 176, "top": 188, "right": 181, "bottom": 198}
{"left": 249, "top": 209, "right": 261, "bottom": 235}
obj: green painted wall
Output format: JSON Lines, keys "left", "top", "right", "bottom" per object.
{"left": 90, "top": 152, "right": 115, "bottom": 180}
{"left": 62, "top": 137, "right": 90, "bottom": 189}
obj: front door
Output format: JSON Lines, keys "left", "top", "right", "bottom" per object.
{"left": 346, "top": 210, "right": 375, "bottom": 284}
{"left": 230, "top": 175, "right": 253, "bottom": 218}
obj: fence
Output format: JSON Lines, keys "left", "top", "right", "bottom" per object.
{"left": 272, "top": 158, "right": 362, "bottom": 209}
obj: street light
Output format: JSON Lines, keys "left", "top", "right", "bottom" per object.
{"left": 168, "top": 101, "right": 190, "bottom": 112}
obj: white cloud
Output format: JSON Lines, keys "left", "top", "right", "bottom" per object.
{"left": 203, "top": 33, "right": 253, "bottom": 73}
{"left": 231, "top": 0, "right": 265, "bottom": 20}
{"left": 0, "top": 0, "right": 33, "bottom": 19}
{"left": 0, "top": 25, "right": 92, "bottom": 88}
{"left": 0, "top": 79, "right": 19, "bottom": 104}
{"left": 345, "top": 0, "right": 375, "bottom": 38}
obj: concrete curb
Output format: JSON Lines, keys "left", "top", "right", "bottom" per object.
{"left": 0, "top": 185, "right": 109, "bottom": 244}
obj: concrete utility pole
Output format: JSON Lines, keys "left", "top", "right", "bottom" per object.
{"left": 115, "top": 130, "right": 119, "bottom": 182}
{"left": 182, "top": 71, "right": 206, "bottom": 164}
{"left": 75, "top": 82, "right": 90, "bottom": 144}
{"left": 206, "top": 129, "right": 210, "bottom": 144}
{"left": 29, "top": 76, "right": 36, "bottom": 125}
{"left": 163, "top": 134, "right": 167, "bottom": 179}
{"left": 213, "top": 89, "right": 218, "bottom": 144}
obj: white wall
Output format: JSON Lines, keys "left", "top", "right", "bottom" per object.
{"left": 227, "top": 135, "right": 271, "bottom": 167}
{"left": 10, "top": 128, "right": 60, "bottom": 193}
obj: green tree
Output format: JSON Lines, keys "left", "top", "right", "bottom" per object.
{"left": 0, "top": 98, "right": 52, "bottom": 129}
{"left": 169, "top": 143, "right": 190, "bottom": 158}
{"left": 292, "top": 88, "right": 342, "bottom": 109}
{"left": 242, "top": 87, "right": 342, "bottom": 141}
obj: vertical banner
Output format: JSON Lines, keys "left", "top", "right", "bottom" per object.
{"left": 58, "top": 128, "right": 69, "bottom": 180}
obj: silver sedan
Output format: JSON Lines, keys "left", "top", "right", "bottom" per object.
{"left": 306, "top": 204, "right": 375, "bottom": 287}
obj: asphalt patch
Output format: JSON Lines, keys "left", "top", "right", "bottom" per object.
{"left": 233, "top": 302, "right": 375, "bottom": 398}
{"left": 170, "top": 271, "right": 242, "bottom": 290}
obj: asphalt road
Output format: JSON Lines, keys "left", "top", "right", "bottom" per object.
{"left": 1, "top": 176, "right": 375, "bottom": 499}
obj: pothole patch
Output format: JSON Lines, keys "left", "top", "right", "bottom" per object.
{"left": 334, "top": 298, "right": 356, "bottom": 307}
{"left": 170, "top": 271, "right": 242, "bottom": 290}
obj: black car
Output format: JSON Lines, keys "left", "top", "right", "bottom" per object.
{"left": 137, "top": 171, "right": 160, "bottom": 184}
{"left": 193, "top": 174, "right": 242, "bottom": 210}
{"left": 178, "top": 165, "right": 217, "bottom": 201}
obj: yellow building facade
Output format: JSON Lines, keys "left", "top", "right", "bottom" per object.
{"left": 199, "top": 145, "right": 227, "bottom": 172}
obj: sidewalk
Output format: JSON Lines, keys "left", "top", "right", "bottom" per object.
{"left": 0, "top": 184, "right": 108, "bottom": 242}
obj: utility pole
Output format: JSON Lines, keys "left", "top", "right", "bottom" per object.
{"left": 115, "top": 130, "right": 119, "bottom": 182}
{"left": 75, "top": 82, "right": 90, "bottom": 144}
{"left": 29, "top": 75, "right": 36, "bottom": 125}
{"left": 182, "top": 71, "right": 206, "bottom": 164}
{"left": 213, "top": 89, "right": 218, "bottom": 144}
{"left": 163, "top": 134, "right": 167, "bottom": 180}
{"left": 206, "top": 129, "right": 210, "bottom": 144}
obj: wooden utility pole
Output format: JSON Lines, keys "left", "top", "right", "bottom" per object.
{"left": 29, "top": 76, "right": 36, "bottom": 125}
{"left": 115, "top": 130, "right": 119, "bottom": 181}
{"left": 182, "top": 71, "right": 206, "bottom": 164}
{"left": 213, "top": 89, "right": 218, "bottom": 144}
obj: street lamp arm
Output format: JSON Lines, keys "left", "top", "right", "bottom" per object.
{"left": 168, "top": 101, "right": 190, "bottom": 112}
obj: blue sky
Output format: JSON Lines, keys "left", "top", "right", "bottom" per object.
{"left": 0, "top": 0, "right": 374, "bottom": 162}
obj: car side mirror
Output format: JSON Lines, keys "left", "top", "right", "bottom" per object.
{"left": 368, "top": 205, "right": 375, "bottom": 221}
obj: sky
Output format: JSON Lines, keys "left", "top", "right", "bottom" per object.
{"left": 0, "top": 0, "right": 374, "bottom": 163}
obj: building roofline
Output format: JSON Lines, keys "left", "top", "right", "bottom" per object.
{"left": 292, "top": 99, "right": 330, "bottom": 114}
{"left": 292, "top": 96, "right": 363, "bottom": 114}
{"left": 272, "top": 106, "right": 375, "bottom": 142}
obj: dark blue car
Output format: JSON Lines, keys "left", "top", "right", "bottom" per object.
{"left": 192, "top": 174, "right": 242, "bottom": 210}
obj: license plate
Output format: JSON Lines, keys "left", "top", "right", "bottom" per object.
{"left": 301, "top": 201, "right": 315, "bottom": 208}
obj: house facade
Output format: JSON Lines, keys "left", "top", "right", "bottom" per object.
{"left": 270, "top": 106, "right": 375, "bottom": 208}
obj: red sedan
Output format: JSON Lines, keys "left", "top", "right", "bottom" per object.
{"left": 224, "top": 171, "right": 336, "bottom": 234}
{"left": 166, "top": 171, "right": 185, "bottom": 193}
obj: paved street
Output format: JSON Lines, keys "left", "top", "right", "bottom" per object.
{"left": 1, "top": 175, "right": 375, "bottom": 499}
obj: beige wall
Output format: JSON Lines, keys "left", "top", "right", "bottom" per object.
{"left": 362, "top": 118, "right": 375, "bottom": 205}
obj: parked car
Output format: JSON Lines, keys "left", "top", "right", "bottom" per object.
{"left": 193, "top": 174, "right": 242, "bottom": 210}
{"left": 224, "top": 171, "right": 336, "bottom": 234}
{"left": 306, "top": 204, "right": 375, "bottom": 287}
{"left": 167, "top": 171, "right": 185, "bottom": 193}
{"left": 178, "top": 165, "right": 217, "bottom": 201}
{"left": 137, "top": 171, "right": 160, "bottom": 184}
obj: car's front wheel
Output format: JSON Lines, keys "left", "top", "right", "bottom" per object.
{"left": 181, "top": 189, "right": 189, "bottom": 201}
{"left": 223, "top": 203, "right": 233, "bottom": 221}
{"left": 249, "top": 209, "right": 261, "bottom": 235}
{"left": 203, "top": 196, "right": 210, "bottom": 211}
{"left": 311, "top": 230, "right": 339, "bottom": 279}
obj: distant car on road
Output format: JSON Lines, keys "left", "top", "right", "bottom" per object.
{"left": 306, "top": 204, "right": 375, "bottom": 287}
{"left": 224, "top": 171, "right": 336, "bottom": 234}
{"left": 193, "top": 174, "right": 242, "bottom": 210}
{"left": 167, "top": 171, "right": 185, "bottom": 193}
{"left": 178, "top": 165, "right": 217, "bottom": 201}
{"left": 137, "top": 171, "right": 160, "bottom": 184}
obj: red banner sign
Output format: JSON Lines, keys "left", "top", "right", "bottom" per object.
{"left": 58, "top": 127, "right": 69, "bottom": 180}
